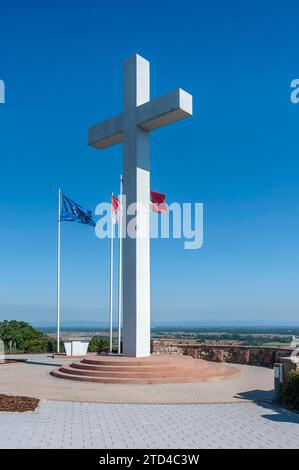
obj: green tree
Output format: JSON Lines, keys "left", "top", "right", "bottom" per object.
{"left": 0, "top": 320, "right": 49, "bottom": 353}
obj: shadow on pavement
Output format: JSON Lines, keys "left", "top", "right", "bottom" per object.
{"left": 26, "top": 360, "right": 63, "bottom": 367}
{"left": 235, "top": 389, "right": 299, "bottom": 424}
{"left": 235, "top": 389, "right": 274, "bottom": 402}
{"left": 261, "top": 408, "right": 299, "bottom": 424}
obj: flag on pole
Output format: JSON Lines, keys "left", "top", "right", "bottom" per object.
{"left": 56, "top": 190, "right": 95, "bottom": 354}
{"left": 60, "top": 193, "right": 95, "bottom": 227}
{"left": 111, "top": 194, "right": 121, "bottom": 224}
{"left": 109, "top": 193, "right": 115, "bottom": 353}
{"left": 150, "top": 190, "right": 167, "bottom": 213}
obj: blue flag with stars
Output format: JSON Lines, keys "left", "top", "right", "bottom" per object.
{"left": 60, "top": 193, "right": 95, "bottom": 227}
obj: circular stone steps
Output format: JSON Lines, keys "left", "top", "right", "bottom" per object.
{"left": 51, "top": 354, "right": 240, "bottom": 384}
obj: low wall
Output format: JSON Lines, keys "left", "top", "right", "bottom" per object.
{"left": 151, "top": 339, "right": 293, "bottom": 368}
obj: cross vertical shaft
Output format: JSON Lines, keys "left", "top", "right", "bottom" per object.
{"left": 122, "top": 55, "right": 150, "bottom": 357}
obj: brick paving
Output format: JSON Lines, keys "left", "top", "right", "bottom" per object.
{"left": 0, "top": 401, "right": 298, "bottom": 449}
{"left": 0, "top": 357, "right": 298, "bottom": 449}
{"left": 0, "top": 357, "right": 274, "bottom": 404}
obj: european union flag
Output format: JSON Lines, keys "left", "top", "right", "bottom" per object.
{"left": 60, "top": 193, "right": 95, "bottom": 227}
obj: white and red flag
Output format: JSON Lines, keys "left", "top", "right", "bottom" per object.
{"left": 111, "top": 190, "right": 166, "bottom": 222}
{"left": 150, "top": 190, "right": 167, "bottom": 213}
{"left": 111, "top": 194, "right": 121, "bottom": 224}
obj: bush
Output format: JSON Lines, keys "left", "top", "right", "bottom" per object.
{"left": 88, "top": 337, "right": 110, "bottom": 354}
{"left": 283, "top": 370, "right": 299, "bottom": 411}
{"left": 47, "top": 339, "right": 65, "bottom": 354}
{"left": 23, "top": 339, "right": 48, "bottom": 354}
{"left": 98, "top": 338, "right": 110, "bottom": 353}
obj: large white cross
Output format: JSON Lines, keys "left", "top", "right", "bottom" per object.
{"left": 88, "top": 54, "right": 192, "bottom": 357}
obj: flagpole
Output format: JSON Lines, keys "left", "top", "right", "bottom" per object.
{"left": 117, "top": 175, "right": 123, "bottom": 354}
{"left": 56, "top": 188, "right": 61, "bottom": 354}
{"left": 109, "top": 193, "right": 114, "bottom": 353}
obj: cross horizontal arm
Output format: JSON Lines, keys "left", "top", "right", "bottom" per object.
{"left": 88, "top": 113, "right": 124, "bottom": 149}
{"left": 136, "top": 88, "right": 192, "bottom": 132}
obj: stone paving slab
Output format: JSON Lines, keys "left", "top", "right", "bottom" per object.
{"left": 0, "top": 401, "right": 298, "bottom": 449}
{"left": 0, "top": 360, "right": 274, "bottom": 404}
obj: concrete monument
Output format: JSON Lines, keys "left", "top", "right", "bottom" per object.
{"left": 52, "top": 55, "right": 241, "bottom": 383}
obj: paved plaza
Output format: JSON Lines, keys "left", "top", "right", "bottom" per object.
{"left": 1, "top": 357, "right": 298, "bottom": 448}
{"left": 0, "top": 400, "right": 299, "bottom": 449}
{"left": 0, "top": 356, "right": 274, "bottom": 404}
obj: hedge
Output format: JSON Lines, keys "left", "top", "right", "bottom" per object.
{"left": 283, "top": 370, "right": 299, "bottom": 411}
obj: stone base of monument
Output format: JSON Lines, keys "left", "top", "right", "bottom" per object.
{"left": 51, "top": 354, "right": 240, "bottom": 384}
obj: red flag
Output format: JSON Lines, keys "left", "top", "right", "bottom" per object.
{"left": 150, "top": 190, "right": 167, "bottom": 213}
{"left": 111, "top": 195, "right": 121, "bottom": 223}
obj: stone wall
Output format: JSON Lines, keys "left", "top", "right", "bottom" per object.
{"left": 151, "top": 339, "right": 293, "bottom": 368}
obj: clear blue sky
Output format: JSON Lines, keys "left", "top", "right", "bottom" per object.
{"left": 0, "top": 0, "right": 298, "bottom": 325}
